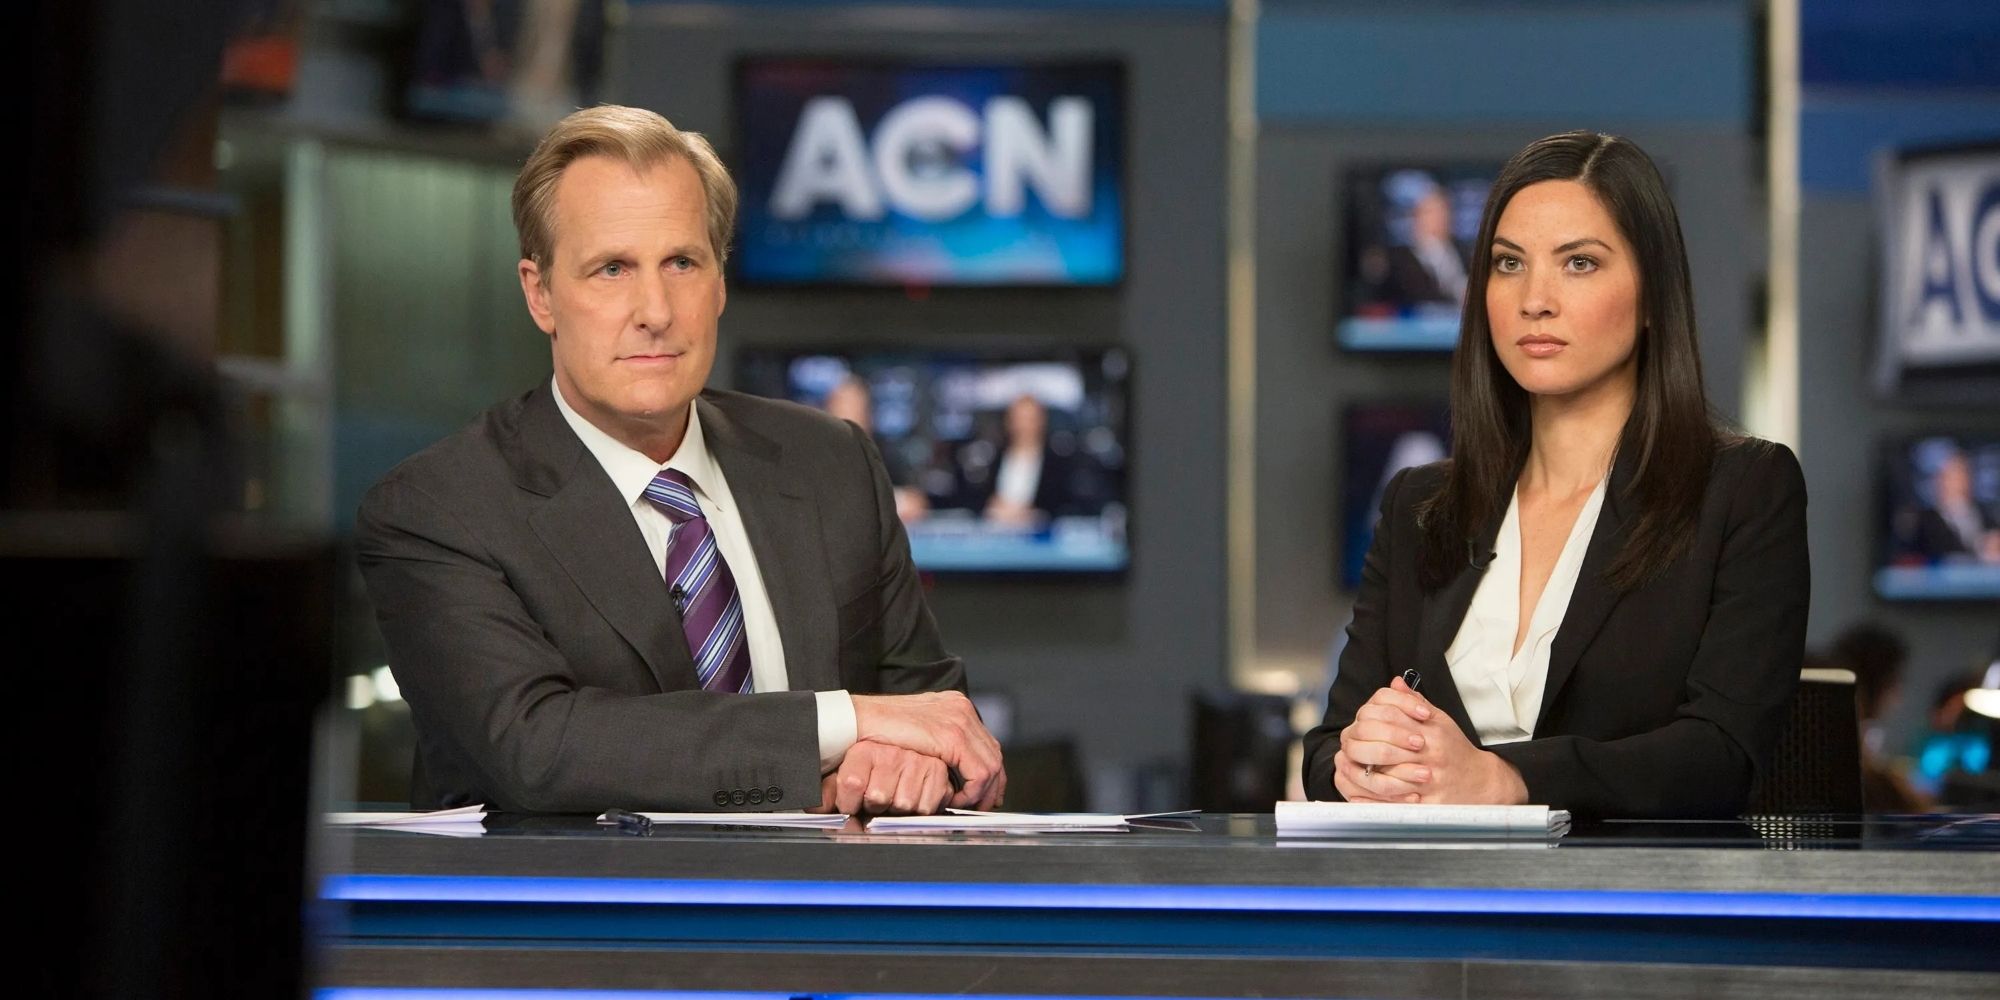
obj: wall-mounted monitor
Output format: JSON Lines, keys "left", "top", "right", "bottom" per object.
{"left": 736, "top": 347, "right": 1131, "bottom": 574}
{"left": 1872, "top": 142, "right": 2000, "bottom": 400}
{"left": 1876, "top": 434, "right": 2000, "bottom": 601}
{"left": 1339, "top": 402, "right": 1451, "bottom": 588}
{"left": 1337, "top": 164, "right": 1495, "bottom": 352}
{"left": 406, "top": 0, "right": 606, "bottom": 124}
{"left": 734, "top": 58, "right": 1125, "bottom": 287}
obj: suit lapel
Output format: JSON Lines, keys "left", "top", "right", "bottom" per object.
{"left": 507, "top": 385, "right": 698, "bottom": 692}
{"left": 1535, "top": 452, "right": 1635, "bottom": 728}
{"left": 1413, "top": 517, "right": 1504, "bottom": 742}
{"left": 698, "top": 394, "right": 840, "bottom": 693}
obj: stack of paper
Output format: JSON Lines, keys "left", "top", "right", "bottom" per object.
{"left": 610, "top": 811, "right": 850, "bottom": 829}
{"left": 1275, "top": 801, "right": 1570, "bottom": 839}
{"left": 325, "top": 804, "right": 488, "bottom": 837}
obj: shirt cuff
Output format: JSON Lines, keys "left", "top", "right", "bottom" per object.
{"left": 814, "top": 689, "right": 858, "bottom": 772}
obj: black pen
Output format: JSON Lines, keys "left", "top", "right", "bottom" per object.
{"left": 600, "top": 808, "right": 653, "bottom": 835}
{"left": 946, "top": 764, "right": 967, "bottom": 796}
{"left": 1401, "top": 668, "right": 1424, "bottom": 692}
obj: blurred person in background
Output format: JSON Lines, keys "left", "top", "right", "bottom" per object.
{"left": 1826, "top": 623, "right": 1929, "bottom": 813}
{"left": 1305, "top": 131, "right": 1807, "bottom": 818}
{"left": 1913, "top": 659, "right": 1997, "bottom": 807}
{"left": 355, "top": 105, "right": 1003, "bottom": 817}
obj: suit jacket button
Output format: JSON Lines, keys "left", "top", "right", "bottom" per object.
{"left": 730, "top": 789, "right": 748, "bottom": 806}
{"left": 747, "top": 788, "right": 765, "bottom": 805}
{"left": 713, "top": 791, "right": 730, "bottom": 808}
{"left": 766, "top": 786, "right": 782, "bottom": 804}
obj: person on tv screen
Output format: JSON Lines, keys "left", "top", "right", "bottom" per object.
{"left": 973, "top": 393, "right": 1102, "bottom": 528}
{"left": 1304, "top": 131, "right": 1809, "bottom": 818}
{"left": 1905, "top": 444, "right": 2000, "bottom": 565}
{"left": 1389, "top": 181, "right": 1469, "bottom": 309}
{"left": 355, "top": 105, "right": 1003, "bottom": 815}
{"left": 820, "top": 374, "right": 930, "bottom": 525}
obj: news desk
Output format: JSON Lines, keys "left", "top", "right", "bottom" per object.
{"left": 317, "top": 813, "right": 2000, "bottom": 999}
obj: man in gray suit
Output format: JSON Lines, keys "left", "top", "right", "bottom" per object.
{"left": 356, "top": 105, "right": 1004, "bottom": 815}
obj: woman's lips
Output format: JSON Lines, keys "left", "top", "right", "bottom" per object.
{"left": 1516, "top": 335, "right": 1567, "bottom": 358}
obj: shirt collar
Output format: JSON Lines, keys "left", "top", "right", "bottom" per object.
{"left": 550, "top": 378, "right": 727, "bottom": 511}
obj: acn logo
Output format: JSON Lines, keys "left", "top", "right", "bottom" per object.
{"left": 770, "top": 95, "right": 1094, "bottom": 223}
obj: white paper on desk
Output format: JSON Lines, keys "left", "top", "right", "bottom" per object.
{"left": 867, "top": 809, "right": 1147, "bottom": 833}
{"left": 325, "top": 804, "right": 487, "bottom": 827}
{"left": 614, "top": 811, "right": 849, "bottom": 829}
{"left": 370, "top": 822, "right": 488, "bottom": 838}
{"left": 1275, "top": 801, "right": 1570, "bottom": 837}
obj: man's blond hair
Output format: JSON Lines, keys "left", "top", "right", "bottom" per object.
{"left": 512, "top": 105, "right": 737, "bottom": 282}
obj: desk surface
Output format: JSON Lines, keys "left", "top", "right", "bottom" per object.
{"left": 320, "top": 814, "right": 2000, "bottom": 997}
{"left": 330, "top": 812, "right": 2000, "bottom": 900}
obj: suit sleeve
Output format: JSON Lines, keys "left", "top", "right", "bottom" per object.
{"left": 355, "top": 477, "right": 822, "bottom": 813}
{"left": 1488, "top": 444, "right": 1809, "bottom": 817}
{"left": 843, "top": 421, "right": 967, "bottom": 696}
{"left": 1301, "top": 467, "right": 1410, "bottom": 800}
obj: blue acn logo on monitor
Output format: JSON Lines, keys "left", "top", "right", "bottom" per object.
{"left": 735, "top": 61, "right": 1125, "bottom": 286}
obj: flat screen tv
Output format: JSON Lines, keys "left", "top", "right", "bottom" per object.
{"left": 1337, "top": 164, "right": 1496, "bottom": 352}
{"left": 1871, "top": 142, "right": 2000, "bottom": 400}
{"left": 1339, "top": 402, "right": 1451, "bottom": 588}
{"left": 405, "top": 0, "right": 605, "bottom": 124}
{"left": 735, "top": 347, "right": 1131, "bottom": 574}
{"left": 1876, "top": 434, "right": 2000, "bottom": 601}
{"left": 734, "top": 58, "right": 1125, "bottom": 287}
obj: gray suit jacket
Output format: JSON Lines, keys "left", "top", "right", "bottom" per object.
{"left": 355, "top": 384, "right": 966, "bottom": 812}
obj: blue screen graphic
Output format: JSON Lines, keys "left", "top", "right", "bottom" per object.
{"left": 735, "top": 60, "right": 1124, "bottom": 286}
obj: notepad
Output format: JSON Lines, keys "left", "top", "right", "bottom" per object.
{"left": 325, "top": 804, "right": 487, "bottom": 826}
{"left": 1275, "top": 801, "right": 1570, "bottom": 838}
{"left": 325, "top": 804, "right": 488, "bottom": 836}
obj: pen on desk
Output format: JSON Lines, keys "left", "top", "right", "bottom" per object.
{"left": 600, "top": 808, "right": 652, "bottom": 835}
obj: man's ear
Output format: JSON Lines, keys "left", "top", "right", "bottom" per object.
{"left": 519, "top": 258, "right": 556, "bottom": 336}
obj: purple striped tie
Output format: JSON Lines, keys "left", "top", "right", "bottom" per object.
{"left": 643, "top": 469, "right": 753, "bottom": 694}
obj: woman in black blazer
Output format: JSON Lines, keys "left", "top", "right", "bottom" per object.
{"left": 1303, "top": 132, "right": 1808, "bottom": 819}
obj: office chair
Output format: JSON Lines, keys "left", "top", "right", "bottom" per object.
{"left": 1190, "top": 689, "right": 1295, "bottom": 812}
{"left": 1745, "top": 667, "right": 1864, "bottom": 816}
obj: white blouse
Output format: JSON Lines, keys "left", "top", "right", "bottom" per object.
{"left": 1444, "top": 476, "right": 1608, "bottom": 746}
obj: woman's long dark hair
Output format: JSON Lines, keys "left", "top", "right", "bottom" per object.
{"left": 1416, "top": 130, "right": 1719, "bottom": 592}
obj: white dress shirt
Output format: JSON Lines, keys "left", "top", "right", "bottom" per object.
{"left": 1444, "top": 476, "right": 1608, "bottom": 745}
{"left": 552, "top": 380, "right": 857, "bottom": 770}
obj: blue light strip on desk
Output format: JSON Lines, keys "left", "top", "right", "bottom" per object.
{"left": 318, "top": 993, "right": 1325, "bottom": 1000}
{"left": 321, "top": 876, "right": 2000, "bottom": 922}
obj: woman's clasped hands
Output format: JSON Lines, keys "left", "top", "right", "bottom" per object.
{"left": 1332, "top": 675, "right": 1529, "bottom": 805}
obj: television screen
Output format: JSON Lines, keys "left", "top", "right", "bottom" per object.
{"left": 1872, "top": 143, "right": 2000, "bottom": 397}
{"left": 1339, "top": 403, "right": 1451, "bottom": 588}
{"left": 406, "top": 0, "right": 605, "bottom": 125}
{"left": 1877, "top": 434, "right": 2000, "bottom": 600}
{"left": 1338, "top": 164, "right": 1495, "bottom": 352}
{"left": 734, "top": 59, "right": 1124, "bottom": 286}
{"left": 736, "top": 347, "right": 1131, "bottom": 573}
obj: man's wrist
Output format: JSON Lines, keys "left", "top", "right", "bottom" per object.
{"left": 815, "top": 690, "right": 857, "bottom": 772}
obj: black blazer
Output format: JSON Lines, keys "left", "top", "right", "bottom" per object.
{"left": 355, "top": 384, "right": 965, "bottom": 812}
{"left": 1303, "top": 439, "right": 1809, "bottom": 818}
